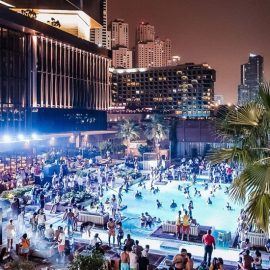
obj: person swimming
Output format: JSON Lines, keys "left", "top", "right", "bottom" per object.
{"left": 170, "top": 200, "right": 177, "bottom": 208}
{"left": 135, "top": 191, "right": 142, "bottom": 199}
{"left": 226, "top": 202, "right": 232, "bottom": 211}
{"left": 207, "top": 197, "right": 212, "bottom": 205}
{"left": 197, "top": 191, "right": 202, "bottom": 197}
{"left": 125, "top": 182, "right": 129, "bottom": 193}
{"left": 156, "top": 199, "right": 162, "bottom": 208}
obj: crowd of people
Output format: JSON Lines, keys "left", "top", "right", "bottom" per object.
{"left": 1, "top": 152, "right": 269, "bottom": 270}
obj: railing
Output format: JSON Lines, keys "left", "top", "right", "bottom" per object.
{"left": 246, "top": 231, "right": 268, "bottom": 246}
{"left": 162, "top": 222, "right": 200, "bottom": 236}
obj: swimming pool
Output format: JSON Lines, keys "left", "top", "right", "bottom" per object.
{"left": 106, "top": 180, "right": 243, "bottom": 237}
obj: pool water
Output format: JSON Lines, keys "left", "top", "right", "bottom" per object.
{"left": 106, "top": 180, "right": 243, "bottom": 237}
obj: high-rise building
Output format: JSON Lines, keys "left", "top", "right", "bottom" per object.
{"left": 110, "top": 18, "right": 133, "bottom": 68}
{"left": 90, "top": 0, "right": 110, "bottom": 48}
{"left": 136, "top": 38, "right": 172, "bottom": 68}
{"left": 0, "top": 1, "right": 111, "bottom": 133}
{"left": 112, "top": 48, "right": 133, "bottom": 69}
{"left": 106, "top": 31, "right": 111, "bottom": 50}
{"left": 111, "top": 19, "right": 129, "bottom": 48}
{"left": 238, "top": 54, "right": 264, "bottom": 105}
{"left": 135, "top": 22, "right": 172, "bottom": 69}
{"left": 163, "top": 39, "right": 172, "bottom": 66}
{"left": 136, "top": 22, "right": 155, "bottom": 43}
{"left": 111, "top": 63, "right": 216, "bottom": 118}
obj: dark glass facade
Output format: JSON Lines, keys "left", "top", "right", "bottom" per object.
{"left": 0, "top": 7, "right": 111, "bottom": 133}
{"left": 0, "top": 27, "right": 28, "bottom": 131}
{"left": 111, "top": 64, "right": 216, "bottom": 118}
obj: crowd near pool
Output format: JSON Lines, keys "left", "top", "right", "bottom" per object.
{"left": 102, "top": 179, "right": 243, "bottom": 238}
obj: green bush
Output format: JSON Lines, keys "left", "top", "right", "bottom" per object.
{"left": 0, "top": 186, "right": 32, "bottom": 199}
{"left": 62, "top": 191, "right": 93, "bottom": 203}
{"left": 69, "top": 252, "right": 107, "bottom": 270}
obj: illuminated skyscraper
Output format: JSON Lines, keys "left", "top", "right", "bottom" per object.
{"left": 238, "top": 54, "right": 264, "bottom": 105}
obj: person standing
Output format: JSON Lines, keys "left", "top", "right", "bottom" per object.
{"left": 17, "top": 210, "right": 25, "bottom": 235}
{"left": 66, "top": 209, "right": 74, "bottom": 235}
{"left": 129, "top": 246, "right": 138, "bottom": 270}
{"left": 202, "top": 229, "right": 216, "bottom": 267}
{"left": 30, "top": 212, "right": 38, "bottom": 237}
{"left": 176, "top": 211, "right": 182, "bottom": 240}
{"left": 120, "top": 246, "right": 130, "bottom": 270}
{"left": 138, "top": 245, "right": 150, "bottom": 270}
{"left": 37, "top": 209, "right": 46, "bottom": 238}
{"left": 5, "top": 219, "right": 16, "bottom": 250}
{"left": 124, "top": 234, "right": 135, "bottom": 251}
{"left": 39, "top": 191, "right": 45, "bottom": 209}
{"left": 134, "top": 240, "right": 143, "bottom": 258}
{"left": 58, "top": 227, "right": 65, "bottom": 261}
{"left": 20, "top": 233, "right": 30, "bottom": 261}
{"left": 107, "top": 218, "right": 116, "bottom": 246}
{"left": 117, "top": 222, "right": 124, "bottom": 248}
{"left": 182, "top": 210, "right": 191, "bottom": 241}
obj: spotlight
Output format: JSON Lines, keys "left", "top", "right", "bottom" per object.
{"left": 17, "top": 134, "right": 25, "bottom": 141}
{"left": 49, "top": 137, "right": 55, "bottom": 146}
{"left": 3, "top": 135, "right": 11, "bottom": 143}
{"left": 31, "top": 133, "right": 38, "bottom": 140}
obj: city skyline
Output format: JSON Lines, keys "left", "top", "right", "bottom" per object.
{"left": 108, "top": 0, "right": 270, "bottom": 104}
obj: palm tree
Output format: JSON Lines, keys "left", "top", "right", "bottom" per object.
{"left": 144, "top": 114, "right": 169, "bottom": 156}
{"left": 118, "top": 119, "right": 140, "bottom": 154}
{"left": 209, "top": 82, "right": 270, "bottom": 232}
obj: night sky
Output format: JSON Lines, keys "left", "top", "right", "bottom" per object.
{"left": 108, "top": 0, "right": 270, "bottom": 104}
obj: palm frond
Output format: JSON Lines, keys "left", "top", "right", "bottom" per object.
{"left": 229, "top": 175, "right": 247, "bottom": 204}
{"left": 240, "top": 163, "right": 270, "bottom": 195}
{"left": 117, "top": 119, "right": 140, "bottom": 142}
{"left": 245, "top": 193, "right": 270, "bottom": 232}
{"left": 208, "top": 148, "right": 253, "bottom": 165}
{"left": 259, "top": 82, "right": 270, "bottom": 111}
{"left": 227, "top": 102, "right": 264, "bottom": 126}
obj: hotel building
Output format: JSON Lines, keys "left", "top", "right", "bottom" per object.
{"left": 111, "top": 63, "right": 216, "bottom": 118}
